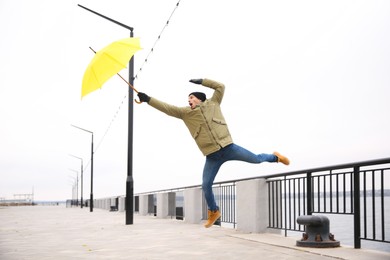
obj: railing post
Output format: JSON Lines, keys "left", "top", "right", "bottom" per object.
{"left": 184, "top": 188, "right": 203, "bottom": 224}
{"left": 306, "top": 172, "right": 312, "bottom": 215}
{"left": 353, "top": 166, "right": 361, "bottom": 248}
{"left": 236, "top": 179, "right": 268, "bottom": 233}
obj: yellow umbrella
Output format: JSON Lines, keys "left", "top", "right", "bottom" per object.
{"left": 81, "top": 37, "right": 142, "bottom": 98}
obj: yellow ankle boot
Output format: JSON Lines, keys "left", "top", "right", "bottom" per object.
{"left": 273, "top": 152, "right": 290, "bottom": 165}
{"left": 204, "top": 209, "right": 221, "bottom": 228}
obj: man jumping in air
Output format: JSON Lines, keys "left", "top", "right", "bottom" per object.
{"left": 138, "top": 78, "right": 290, "bottom": 228}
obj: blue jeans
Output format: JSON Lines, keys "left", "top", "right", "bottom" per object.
{"left": 202, "top": 143, "right": 278, "bottom": 211}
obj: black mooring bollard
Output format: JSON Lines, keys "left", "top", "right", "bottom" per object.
{"left": 296, "top": 215, "right": 340, "bottom": 248}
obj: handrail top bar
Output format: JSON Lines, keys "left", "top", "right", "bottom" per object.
{"left": 133, "top": 157, "right": 390, "bottom": 195}
{"left": 262, "top": 157, "right": 390, "bottom": 179}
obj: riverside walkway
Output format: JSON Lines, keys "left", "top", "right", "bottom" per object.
{"left": 0, "top": 206, "right": 389, "bottom": 260}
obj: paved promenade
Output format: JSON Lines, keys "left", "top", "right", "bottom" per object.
{"left": 0, "top": 206, "right": 389, "bottom": 260}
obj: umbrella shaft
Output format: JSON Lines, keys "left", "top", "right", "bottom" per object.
{"left": 117, "top": 73, "right": 138, "bottom": 93}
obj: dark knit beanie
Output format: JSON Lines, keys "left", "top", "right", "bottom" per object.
{"left": 189, "top": 92, "right": 206, "bottom": 102}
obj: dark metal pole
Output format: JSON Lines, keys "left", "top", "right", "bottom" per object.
{"left": 126, "top": 29, "right": 135, "bottom": 224}
{"left": 90, "top": 133, "right": 94, "bottom": 212}
{"left": 68, "top": 169, "right": 79, "bottom": 206}
{"left": 81, "top": 160, "right": 83, "bottom": 208}
{"left": 69, "top": 154, "right": 84, "bottom": 208}
{"left": 71, "top": 125, "right": 94, "bottom": 212}
{"left": 77, "top": 4, "right": 135, "bottom": 224}
{"left": 306, "top": 172, "right": 312, "bottom": 215}
{"left": 353, "top": 166, "right": 361, "bottom": 248}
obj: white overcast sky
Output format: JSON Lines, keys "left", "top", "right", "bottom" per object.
{"left": 0, "top": 0, "right": 389, "bottom": 201}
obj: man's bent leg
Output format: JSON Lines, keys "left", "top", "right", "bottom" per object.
{"left": 224, "top": 144, "right": 278, "bottom": 163}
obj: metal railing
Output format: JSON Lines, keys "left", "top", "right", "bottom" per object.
{"left": 91, "top": 157, "right": 389, "bottom": 250}
{"left": 201, "top": 183, "right": 236, "bottom": 227}
{"left": 266, "top": 158, "right": 390, "bottom": 248}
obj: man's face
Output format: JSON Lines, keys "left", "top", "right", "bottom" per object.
{"left": 188, "top": 94, "right": 202, "bottom": 110}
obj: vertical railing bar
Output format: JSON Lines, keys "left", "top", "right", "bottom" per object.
{"left": 380, "top": 169, "right": 385, "bottom": 241}
{"left": 234, "top": 184, "right": 236, "bottom": 225}
{"left": 224, "top": 185, "right": 227, "bottom": 223}
{"left": 372, "top": 171, "right": 376, "bottom": 240}
{"left": 279, "top": 180, "right": 283, "bottom": 229}
{"left": 225, "top": 185, "right": 227, "bottom": 223}
{"left": 343, "top": 173, "right": 346, "bottom": 213}
{"left": 353, "top": 166, "right": 361, "bottom": 249}
{"left": 227, "top": 186, "right": 229, "bottom": 224}
{"left": 230, "top": 185, "right": 233, "bottom": 224}
{"left": 233, "top": 184, "right": 236, "bottom": 228}
{"left": 293, "top": 178, "right": 296, "bottom": 230}
{"left": 324, "top": 174, "right": 327, "bottom": 212}
{"left": 233, "top": 184, "right": 235, "bottom": 225}
{"left": 222, "top": 186, "right": 226, "bottom": 223}
{"left": 268, "top": 181, "right": 271, "bottom": 227}
{"left": 223, "top": 186, "right": 226, "bottom": 223}
{"left": 288, "top": 179, "right": 291, "bottom": 230}
{"left": 350, "top": 171, "right": 353, "bottom": 214}
{"left": 284, "top": 175, "right": 287, "bottom": 236}
{"left": 298, "top": 177, "right": 301, "bottom": 230}
{"left": 235, "top": 184, "right": 237, "bottom": 227}
{"left": 226, "top": 186, "right": 229, "bottom": 223}
{"left": 336, "top": 173, "right": 339, "bottom": 213}
{"left": 272, "top": 181, "right": 275, "bottom": 227}
{"left": 220, "top": 185, "right": 223, "bottom": 222}
{"left": 317, "top": 176, "right": 320, "bottom": 212}
{"left": 224, "top": 186, "right": 227, "bottom": 223}
{"left": 330, "top": 170, "right": 333, "bottom": 213}
{"left": 363, "top": 171, "right": 367, "bottom": 239}
{"left": 303, "top": 176, "right": 306, "bottom": 215}
{"left": 312, "top": 176, "right": 315, "bottom": 212}
{"left": 276, "top": 180, "right": 279, "bottom": 228}
{"left": 229, "top": 185, "right": 232, "bottom": 224}
{"left": 227, "top": 186, "right": 230, "bottom": 223}
{"left": 225, "top": 185, "right": 232, "bottom": 223}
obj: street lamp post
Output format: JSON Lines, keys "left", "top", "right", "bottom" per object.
{"left": 78, "top": 4, "right": 135, "bottom": 225}
{"left": 70, "top": 154, "right": 84, "bottom": 208}
{"left": 68, "top": 178, "right": 77, "bottom": 206}
{"left": 71, "top": 124, "right": 94, "bottom": 212}
{"left": 68, "top": 169, "right": 79, "bottom": 206}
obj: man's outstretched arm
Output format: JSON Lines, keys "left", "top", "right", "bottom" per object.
{"left": 189, "top": 78, "right": 225, "bottom": 104}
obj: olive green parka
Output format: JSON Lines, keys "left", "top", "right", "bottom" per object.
{"left": 148, "top": 78, "right": 233, "bottom": 156}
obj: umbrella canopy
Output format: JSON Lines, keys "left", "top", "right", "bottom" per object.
{"left": 81, "top": 37, "right": 142, "bottom": 98}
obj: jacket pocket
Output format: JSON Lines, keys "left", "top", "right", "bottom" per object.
{"left": 212, "top": 118, "right": 226, "bottom": 125}
{"left": 192, "top": 125, "right": 201, "bottom": 139}
{"left": 211, "top": 118, "right": 230, "bottom": 139}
